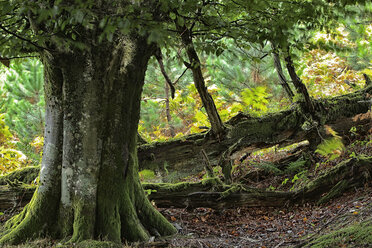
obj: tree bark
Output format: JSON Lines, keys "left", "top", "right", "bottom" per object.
{"left": 0, "top": 37, "right": 176, "bottom": 245}
{"left": 176, "top": 24, "right": 225, "bottom": 137}
{"left": 154, "top": 48, "right": 176, "bottom": 137}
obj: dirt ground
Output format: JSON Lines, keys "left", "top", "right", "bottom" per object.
{"left": 156, "top": 186, "right": 372, "bottom": 248}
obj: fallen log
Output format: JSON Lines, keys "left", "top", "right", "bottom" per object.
{"left": 0, "top": 157, "right": 371, "bottom": 210}
{"left": 0, "top": 185, "right": 34, "bottom": 210}
{"left": 144, "top": 156, "right": 372, "bottom": 209}
{"left": 138, "top": 86, "right": 372, "bottom": 181}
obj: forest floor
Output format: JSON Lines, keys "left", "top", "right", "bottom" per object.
{"left": 158, "top": 186, "right": 372, "bottom": 247}
{"left": 2, "top": 187, "right": 370, "bottom": 248}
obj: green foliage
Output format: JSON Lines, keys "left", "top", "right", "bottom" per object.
{"left": 316, "top": 138, "right": 345, "bottom": 160}
{"left": 0, "top": 59, "right": 44, "bottom": 142}
{"left": 241, "top": 86, "right": 271, "bottom": 116}
{"left": 0, "top": 114, "right": 28, "bottom": 174}
{"left": 285, "top": 159, "right": 307, "bottom": 174}
{"left": 138, "top": 169, "right": 156, "bottom": 182}
{"left": 257, "top": 162, "right": 282, "bottom": 175}
{"left": 0, "top": 59, "right": 44, "bottom": 166}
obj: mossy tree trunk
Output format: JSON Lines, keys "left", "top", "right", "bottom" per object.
{"left": 0, "top": 36, "right": 176, "bottom": 245}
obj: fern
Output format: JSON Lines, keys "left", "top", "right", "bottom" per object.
{"left": 285, "top": 159, "right": 307, "bottom": 174}
{"left": 258, "top": 162, "right": 283, "bottom": 175}
{"left": 316, "top": 137, "right": 344, "bottom": 160}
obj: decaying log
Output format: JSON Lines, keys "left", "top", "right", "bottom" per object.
{"left": 138, "top": 86, "right": 372, "bottom": 181}
{"left": 144, "top": 156, "right": 372, "bottom": 209}
{"left": 0, "top": 166, "right": 40, "bottom": 186}
{"left": 0, "top": 157, "right": 371, "bottom": 210}
{"left": 0, "top": 185, "right": 34, "bottom": 210}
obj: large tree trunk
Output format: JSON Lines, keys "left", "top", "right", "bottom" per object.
{"left": 0, "top": 37, "right": 176, "bottom": 245}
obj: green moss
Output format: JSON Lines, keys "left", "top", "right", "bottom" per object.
{"left": 0, "top": 239, "right": 124, "bottom": 248}
{"left": 68, "top": 200, "right": 96, "bottom": 243}
{"left": 0, "top": 189, "right": 50, "bottom": 245}
{"left": 219, "top": 184, "right": 246, "bottom": 199}
{"left": 142, "top": 181, "right": 192, "bottom": 192}
{"left": 317, "top": 180, "right": 349, "bottom": 205}
{"left": 0, "top": 166, "right": 40, "bottom": 185}
{"left": 138, "top": 132, "right": 205, "bottom": 150}
{"left": 308, "top": 220, "right": 372, "bottom": 248}
{"left": 201, "top": 177, "right": 223, "bottom": 186}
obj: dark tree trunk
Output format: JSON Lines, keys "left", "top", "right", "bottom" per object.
{"left": 285, "top": 53, "right": 315, "bottom": 115}
{"left": 176, "top": 24, "right": 225, "bottom": 137}
{"left": 164, "top": 81, "right": 175, "bottom": 137}
{"left": 271, "top": 45, "right": 294, "bottom": 100}
{"left": 0, "top": 37, "right": 176, "bottom": 245}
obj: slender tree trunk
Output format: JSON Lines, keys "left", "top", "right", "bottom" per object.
{"left": 285, "top": 53, "right": 315, "bottom": 114}
{"left": 271, "top": 45, "right": 294, "bottom": 100}
{"left": 164, "top": 81, "right": 175, "bottom": 137}
{"left": 154, "top": 49, "right": 176, "bottom": 137}
{"left": 176, "top": 24, "right": 225, "bottom": 137}
{"left": 0, "top": 37, "right": 176, "bottom": 245}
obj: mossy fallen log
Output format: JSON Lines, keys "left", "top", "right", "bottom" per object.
{"left": 0, "top": 166, "right": 40, "bottom": 185}
{"left": 138, "top": 86, "right": 372, "bottom": 181}
{"left": 0, "top": 157, "right": 371, "bottom": 210}
{"left": 144, "top": 156, "right": 372, "bottom": 209}
{"left": 0, "top": 184, "right": 35, "bottom": 210}
{"left": 294, "top": 156, "right": 372, "bottom": 204}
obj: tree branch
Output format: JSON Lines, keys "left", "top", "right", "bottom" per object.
{"left": 0, "top": 23, "right": 51, "bottom": 52}
{"left": 154, "top": 47, "right": 175, "bottom": 99}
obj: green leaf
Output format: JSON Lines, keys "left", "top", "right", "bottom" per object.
{"left": 169, "top": 12, "right": 176, "bottom": 20}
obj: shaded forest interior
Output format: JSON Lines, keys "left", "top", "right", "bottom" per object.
{"left": 1, "top": 1, "right": 372, "bottom": 247}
